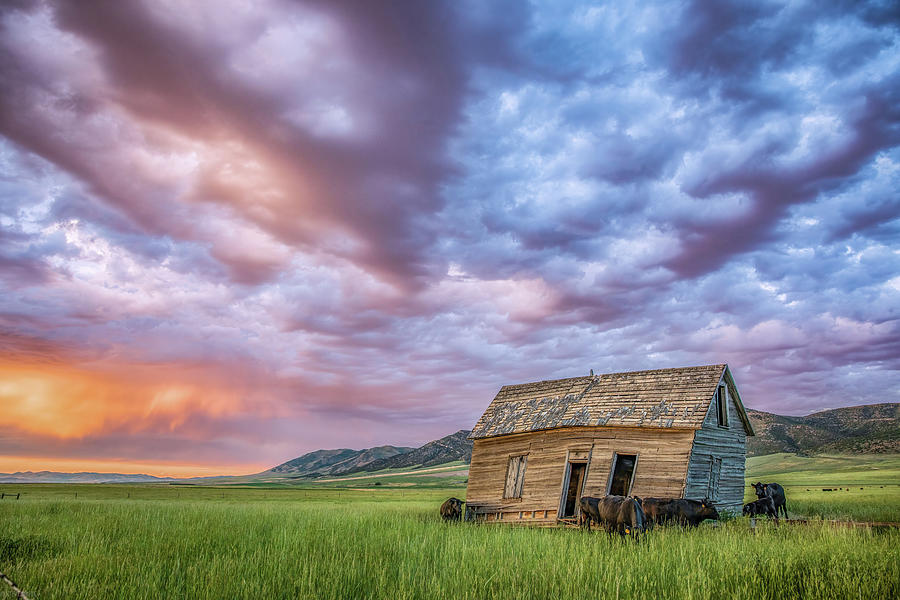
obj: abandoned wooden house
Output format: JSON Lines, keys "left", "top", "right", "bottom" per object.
{"left": 465, "top": 364, "right": 754, "bottom": 524}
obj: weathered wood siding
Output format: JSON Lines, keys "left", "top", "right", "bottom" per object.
{"left": 684, "top": 374, "right": 747, "bottom": 513}
{"left": 466, "top": 426, "right": 695, "bottom": 524}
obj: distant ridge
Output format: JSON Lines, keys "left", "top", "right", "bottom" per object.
{"left": 0, "top": 471, "right": 171, "bottom": 483}
{"left": 747, "top": 403, "right": 899, "bottom": 456}
{"left": 269, "top": 431, "right": 473, "bottom": 478}
{"left": 267, "top": 445, "right": 414, "bottom": 477}
{"left": 349, "top": 430, "right": 473, "bottom": 474}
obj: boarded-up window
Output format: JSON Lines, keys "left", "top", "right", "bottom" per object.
{"left": 504, "top": 455, "right": 528, "bottom": 499}
{"left": 707, "top": 456, "right": 722, "bottom": 501}
{"left": 716, "top": 385, "right": 729, "bottom": 427}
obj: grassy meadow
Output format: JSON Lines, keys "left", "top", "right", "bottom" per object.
{"left": 744, "top": 453, "right": 900, "bottom": 522}
{"left": 1, "top": 455, "right": 898, "bottom": 600}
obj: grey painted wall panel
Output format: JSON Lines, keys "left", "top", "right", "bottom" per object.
{"left": 684, "top": 376, "right": 747, "bottom": 513}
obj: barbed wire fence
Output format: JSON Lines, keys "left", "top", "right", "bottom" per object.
{"left": 0, "top": 571, "right": 30, "bottom": 600}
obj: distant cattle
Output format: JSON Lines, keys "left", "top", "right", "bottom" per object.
{"left": 440, "top": 497, "right": 464, "bottom": 521}
{"left": 752, "top": 482, "right": 788, "bottom": 519}
{"left": 743, "top": 496, "right": 778, "bottom": 520}
{"left": 579, "top": 495, "right": 647, "bottom": 537}
{"left": 639, "top": 497, "right": 719, "bottom": 527}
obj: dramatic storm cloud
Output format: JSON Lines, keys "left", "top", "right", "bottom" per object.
{"left": 1, "top": 0, "right": 898, "bottom": 475}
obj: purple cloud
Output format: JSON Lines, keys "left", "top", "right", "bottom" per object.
{"left": 0, "top": 0, "right": 897, "bottom": 474}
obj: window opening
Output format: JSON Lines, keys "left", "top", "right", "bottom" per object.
{"left": 608, "top": 453, "right": 637, "bottom": 496}
{"left": 716, "top": 385, "right": 729, "bottom": 427}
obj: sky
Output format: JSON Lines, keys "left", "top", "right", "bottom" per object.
{"left": 0, "top": 0, "right": 898, "bottom": 477}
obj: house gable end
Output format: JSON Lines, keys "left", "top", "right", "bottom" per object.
{"left": 696, "top": 366, "right": 754, "bottom": 436}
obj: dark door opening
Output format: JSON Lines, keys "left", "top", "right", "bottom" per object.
{"left": 608, "top": 453, "right": 637, "bottom": 496}
{"left": 562, "top": 462, "right": 587, "bottom": 518}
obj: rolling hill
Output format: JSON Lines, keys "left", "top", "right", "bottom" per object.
{"left": 265, "top": 431, "right": 473, "bottom": 478}
{"left": 350, "top": 430, "right": 473, "bottom": 473}
{"left": 746, "top": 403, "right": 899, "bottom": 456}
{"left": 267, "top": 445, "right": 414, "bottom": 476}
{"left": 0, "top": 471, "right": 172, "bottom": 483}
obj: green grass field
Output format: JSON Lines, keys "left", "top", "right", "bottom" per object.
{"left": 745, "top": 453, "right": 900, "bottom": 522}
{"left": 1, "top": 454, "right": 898, "bottom": 599}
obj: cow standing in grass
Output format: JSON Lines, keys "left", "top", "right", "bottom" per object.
{"left": 743, "top": 496, "right": 778, "bottom": 521}
{"left": 640, "top": 497, "right": 674, "bottom": 526}
{"left": 752, "top": 482, "right": 788, "bottom": 519}
{"left": 639, "top": 497, "right": 719, "bottom": 527}
{"left": 580, "top": 495, "right": 646, "bottom": 537}
{"left": 440, "top": 497, "right": 464, "bottom": 521}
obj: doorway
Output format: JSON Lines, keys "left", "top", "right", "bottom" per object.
{"left": 560, "top": 462, "right": 587, "bottom": 518}
{"left": 707, "top": 456, "right": 722, "bottom": 501}
{"left": 608, "top": 453, "right": 637, "bottom": 496}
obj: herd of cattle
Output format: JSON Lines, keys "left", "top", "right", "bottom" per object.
{"left": 440, "top": 481, "right": 788, "bottom": 536}
{"left": 580, "top": 495, "right": 714, "bottom": 535}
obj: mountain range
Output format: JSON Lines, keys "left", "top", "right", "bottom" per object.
{"left": 2, "top": 403, "right": 896, "bottom": 483}
{"left": 268, "top": 445, "right": 414, "bottom": 476}
{"left": 264, "top": 430, "right": 472, "bottom": 477}
{"left": 0, "top": 471, "right": 171, "bottom": 484}
{"left": 746, "top": 402, "right": 898, "bottom": 456}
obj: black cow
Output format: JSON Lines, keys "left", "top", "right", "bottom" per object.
{"left": 743, "top": 496, "right": 778, "bottom": 520}
{"left": 639, "top": 497, "right": 719, "bottom": 527}
{"left": 639, "top": 497, "right": 675, "bottom": 526}
{"left": 440, "top": 497, "right": 464, "bottom": 521}
{"left": 579, "top": 495, "right": 647, "bottom": 537}
{"left": 752, "top": 482, "right": 788, "bottom": 519}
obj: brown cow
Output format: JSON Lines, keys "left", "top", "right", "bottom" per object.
{"left": 640, "top": 497, "right": 676, "bottom": 526}
{"left": 579, "top": 495, "right": 647, "bottom": 537}
{"left": 639, "top": 497, "right": 719, "bottom": 527}
{"left": 440, "top": 497, "right": 464, "bottom": 521}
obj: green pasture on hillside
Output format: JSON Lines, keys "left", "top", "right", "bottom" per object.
{"left": 744, "top": 453, "right": 900, "bottom": 522}
{"left": 1, "top": 454, "right": 898, "bottom": 599}
{"left": 746, "top": 453, "right": 900, "bottom": 487}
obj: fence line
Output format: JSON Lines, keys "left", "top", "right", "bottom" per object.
{"left": 0, "top": 571, "right": 30, "bottom": 600}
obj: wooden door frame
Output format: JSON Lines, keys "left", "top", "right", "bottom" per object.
{"left": 557, "top": 449, "right": 589, "bottom": 518}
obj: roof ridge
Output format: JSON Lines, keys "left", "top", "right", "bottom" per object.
{"left": 601, "top": 364, "right": 725, "bottom": 377}
{"left": 499, "top": 375, "right": 593, "bottom": 390}
{"left": 499, "top": 364, "right": 724, "bottom": 390}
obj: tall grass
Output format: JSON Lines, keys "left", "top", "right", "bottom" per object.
{"left": 1, "top": 487, "right": 898, "bottom": 600}
{"left": 742, "top": 487, "right": 900, "bottom": 522}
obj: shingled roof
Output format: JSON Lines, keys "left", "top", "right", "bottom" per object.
{"left": 470, "top": 364, "right": 753, "bottom": 439}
